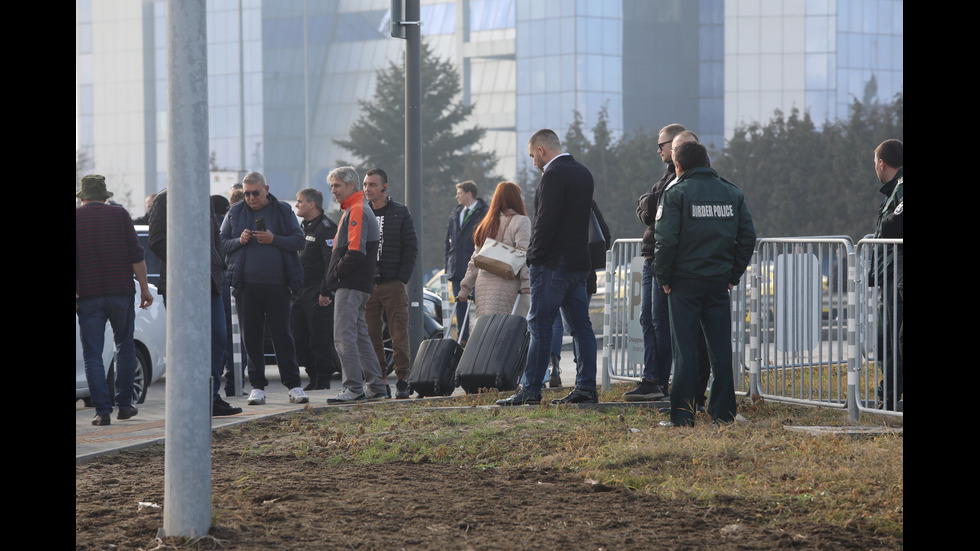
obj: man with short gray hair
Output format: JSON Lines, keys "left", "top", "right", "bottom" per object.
{"left": 324, "top": 167, "right": 385, "bottom": 404}
{"left": 220, "top": 171, "right": 309, "bottom": 406}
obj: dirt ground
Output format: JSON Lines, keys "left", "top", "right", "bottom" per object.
{"left": 76, "top": 423, "right": 901, "bottom": 551}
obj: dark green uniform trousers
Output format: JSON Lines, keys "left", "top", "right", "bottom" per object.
{"left": 667, "top": 278, "right": 737, "bottom": 426}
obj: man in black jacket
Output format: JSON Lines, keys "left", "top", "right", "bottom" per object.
{"left": 498, "top": 129, "right": 598, "bottom": 406}
{"left": 147, "top": 189, "right": 242, "bottom": 416}
{"left": 628, "top": 123, "right": 685, "bottom": 402}
{"left": 363, "top": 168, "right": 418, "bottom": 399}
{"left": 444, "top": 180, "right": 487, "bottom": 345}
{"left": 293, "top": 188, "right": 342, "bottom": 390}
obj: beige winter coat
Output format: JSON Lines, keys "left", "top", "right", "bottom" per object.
{"left": 458, "top": 210, "right": 531, "bottom": 318}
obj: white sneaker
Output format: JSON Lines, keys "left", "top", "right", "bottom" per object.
{"left": 247, "top": 389, "right": 266, "bottom": 405}
{"left": 288, "top": 387, "right": 309, "bottom": 404}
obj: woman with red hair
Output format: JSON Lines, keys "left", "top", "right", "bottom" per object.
{"left": 456, "top": 181, "right": 531, "bottom": 317}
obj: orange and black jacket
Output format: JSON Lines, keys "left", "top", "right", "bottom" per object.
{"left": 325, "top": 190, "right": 380, "bottom": 295}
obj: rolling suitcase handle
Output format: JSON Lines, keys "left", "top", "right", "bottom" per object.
{"left": 456, "top": 300, "right": 472, "bottom": 344}
{"left": 511, "top": 293, "right": 524, "bottom": 316}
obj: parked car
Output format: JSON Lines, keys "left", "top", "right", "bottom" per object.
{"left": 75, "top": 281, "right": 167, "bottom": 405}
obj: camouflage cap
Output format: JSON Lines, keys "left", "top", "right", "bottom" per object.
{"left": 77, "top": 174, "right": 113, "bottom": 201}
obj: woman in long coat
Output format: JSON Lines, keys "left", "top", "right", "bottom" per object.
{"left": 456, "top": 181, "right": 530, "bottom": 318}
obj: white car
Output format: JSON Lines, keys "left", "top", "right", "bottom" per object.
{"left": 75, "top": 281, "right": 167, "bottom": 405}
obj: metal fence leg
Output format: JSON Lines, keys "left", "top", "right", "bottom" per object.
{"left": 846, "top": 249, "right": 859, "bottom": 423}
{"left": 749, "top": 253, "right": 760, "bottom": 397}
{"left": 230, "top": 294, "right": 243, "bottom": 397}
{"left": 601, "top": 249, "right": 612, "bottom": 393}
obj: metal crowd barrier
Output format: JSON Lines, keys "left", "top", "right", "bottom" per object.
{"left": 601, "top": 235, "right": 903, "bottom": 421}
{"left": 600, "top": 238, "right": 749, "bottom": 395}
{"left": 748, "top": 237, "right": 854, "bottom": 414}
{"left": 854, "top": 237, "right": 903, "bottom": 418}
{"left": 600, "top": 239, "right": 645, "bottom": 389}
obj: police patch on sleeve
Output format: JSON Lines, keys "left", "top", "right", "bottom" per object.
{"left": 655, "top": 204, "right": 663, "bottom": 221}
{"left": 326, "top": 239, "right": 334, "bottom": 246}
{"left": 690, "top": 203, "right": 734, "bottom": 219}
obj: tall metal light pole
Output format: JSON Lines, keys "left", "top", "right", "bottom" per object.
{"left": 394, "top": 0, "right": 425, "bottom": 358}
{"left": 161, "top": 0, "right": 212, "bottom": 538}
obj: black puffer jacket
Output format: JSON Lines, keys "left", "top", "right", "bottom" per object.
{"left": 637, "top": 163, "right": 676, "bottom": 259}
{"left": 372, "top": 198, "right": 418, "bottom": 284}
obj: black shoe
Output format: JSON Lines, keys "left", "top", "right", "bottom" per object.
{"left": 303, "top": 380, "right": 318, "bottom": 391}
{"left": 496, "top": 387, "right": 542, "bottom": 406}
{"left": 549, "top": 365, "right": 562, "bottom": 388}
{"left": 386, "top": 384, "right": 392, "bottom": 399}
{"left": 92, "top": 414, "right": 111, "bottom": 426}
{"left": 213, "top": 397, "right": 243, "bottom": 416}
{"left": 117, "top": 406, "right": 139, "bottom": 420}
{"left": 395, "top": 379, "right": 411, "bottom": 399}
{"left": 551, "top": 387, "right": 599, "bottom": 405}
{"left": 624, "top": 381, "right": 665, "bottom": 401}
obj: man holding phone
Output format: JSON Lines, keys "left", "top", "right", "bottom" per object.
{"left": 220, "top": 171, "right": 309, "bottom": 406}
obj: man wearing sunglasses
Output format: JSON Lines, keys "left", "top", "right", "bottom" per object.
{"left": 628, "top": 123, "right": 687, "bottom": 403}
{"left": 220, "top": 172, "right": 309, "bottom": 406}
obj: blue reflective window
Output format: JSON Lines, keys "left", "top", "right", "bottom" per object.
{"left": 471, "top": 0, "right": 516, "bottom": 31}
{"left": 336, "top": 12, "right": 386, "bottom": 42}
{"left": 421, "top": 3, "right": 456, "bottom": 35}
{"left": 79, "top": 84, "right": 93, "bottom": 116}
{"left": 699, "top": 0, "right": 723, "bottom": 24}
{"left": 264, "top": 17, "right": 305, "bottom": 49}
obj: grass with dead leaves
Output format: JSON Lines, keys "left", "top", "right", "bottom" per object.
{"left": 223, "top": 384, "right": 902, "bottom": 539}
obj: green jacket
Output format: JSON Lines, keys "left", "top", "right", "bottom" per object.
{"left": 654, "top": 166, "right": 756, "bottom": 287}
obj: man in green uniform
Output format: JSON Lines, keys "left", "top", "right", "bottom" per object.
{"left": 654, "top": 140, "right": 756, "bottom": 427}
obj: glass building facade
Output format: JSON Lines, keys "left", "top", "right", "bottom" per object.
{"left": 724, "top": 0, "right": 903, "bottom": 137}
{"left": 76, "top": 0, "right": 901, "bottom": 215}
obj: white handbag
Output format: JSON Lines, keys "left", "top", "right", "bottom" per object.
{"left": 473, "top": 237, "right": 526, "bottom": 280}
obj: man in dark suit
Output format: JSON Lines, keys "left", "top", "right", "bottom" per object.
{"left": 444, "top": 180, "right": 487, "bottom": 345}
{"left": 497, "top": 129, "right": 598, "bottom": 406}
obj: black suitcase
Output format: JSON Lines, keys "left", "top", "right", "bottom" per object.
{"left": 455, "top": 298, "right": 530, "bottom": 394}
{"left": 407, "top": 303, "right": 469, "bottom": 398}
{"left": 407, "top": 338, "right": 462, "bottom": 397}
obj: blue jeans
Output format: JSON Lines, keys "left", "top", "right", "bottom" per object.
{"left": 77, "top": 295, "right": 137, "bottom": 415}
{"left": 640, "top": 258, "right": 672, "bottom": 385}
{"left": 522, "top": 262, "right": 596, "bottom": 393}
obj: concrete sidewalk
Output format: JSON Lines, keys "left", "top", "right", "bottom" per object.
{"left": 76, "top": 342, "right": 587, "bottom": 463}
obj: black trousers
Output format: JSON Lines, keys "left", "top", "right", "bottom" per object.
{"left": 291, "top": 286, "right": 341, "bottom": 383}
{"left": 236, "top": 282, "right": 302, "bottom": 390}
{"left": 667, "top": 278, "right": 737, "bottom": 426}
